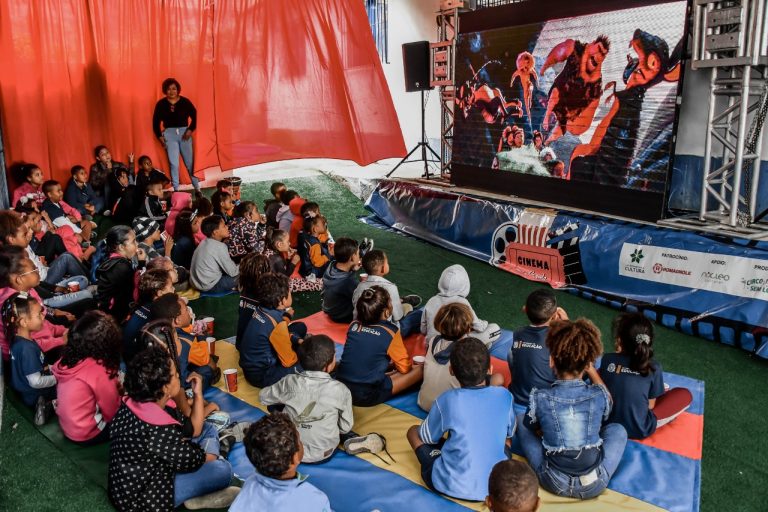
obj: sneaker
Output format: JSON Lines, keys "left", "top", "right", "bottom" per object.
{"left": 401, "top": 295, "right": 422, "bottom": 308}
{"left": 206, "top": 411, "right": 232, "bottom": 432}
{"left": 226, "top": 421, "right": 251, "bottom": 443}
{"left": 183, "top": 486, "right": 241, "bottom": 510}
{"left": 34, "top": 396, "right": 50, "bottom": 426}
{"left": 102, "top": 210, "right": 112, "bottom": 217}
{"left": 343, "top": 432, "right": 395, "bottom": 465}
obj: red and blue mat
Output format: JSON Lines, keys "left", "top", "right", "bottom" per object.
{"left": 209, "top": 312, "right": 703, "bottom": 511}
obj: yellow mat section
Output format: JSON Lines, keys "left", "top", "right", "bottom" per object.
{"left": 213, "top": 341, "right": 664, "bottom": 512}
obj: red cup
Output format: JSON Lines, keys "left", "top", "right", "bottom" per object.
{"left": 206, "top": 337, "right": 216, "bottom": 356}
{"left": 67, "top": 281, "right": 80, "bottom": 293}
{"left": 202, "top": 317, "right": 214, "bottom": 336}
{"left": 224, "top": 369, "right": 238, "bottom": 393}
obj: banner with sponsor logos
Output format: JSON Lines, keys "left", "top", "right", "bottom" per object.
{"left": 365, "top": 180, "right": 768, "bottom": 356}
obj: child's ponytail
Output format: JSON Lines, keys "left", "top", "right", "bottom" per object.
{"left": 2, "top": 292, "right": 35, "bottom": 342}
{"left": 613, "top": 312, "right": 655, "bottom": 376}
{"left": 356, "top": 286, "right": 391, "bottom": 325}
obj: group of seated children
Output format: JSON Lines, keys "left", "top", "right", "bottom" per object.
{"left": 2, "top": 164, "right": 697, "bottom": 511}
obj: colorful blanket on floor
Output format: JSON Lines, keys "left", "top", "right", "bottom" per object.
{"left": 207, "top": 312, "right": 703, "bottom": 512}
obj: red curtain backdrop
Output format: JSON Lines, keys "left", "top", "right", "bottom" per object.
{"left": 0, "top": 0, "right": 405, "bottom": 190}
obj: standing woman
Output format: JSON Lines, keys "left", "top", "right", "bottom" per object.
{"left": 153, "top": 78, "right": 201, "bottom": 194}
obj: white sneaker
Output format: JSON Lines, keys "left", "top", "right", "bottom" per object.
{"left": 183, "top": 486, "right": 241, "bottom": 510}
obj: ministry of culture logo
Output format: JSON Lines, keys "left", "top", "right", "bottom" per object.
{"left": 630, "top": 249, "right": 644, "bottom": 264}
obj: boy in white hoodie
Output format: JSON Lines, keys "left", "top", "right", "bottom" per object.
{"left": 421, "top": 264, "right": 501, "bottom": 347}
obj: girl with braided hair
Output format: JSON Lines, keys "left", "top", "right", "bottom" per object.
{"left": 516, "top": 318, "right": 627, "bottom": 500}
{"left": 598, "top": 313, "right": 693, "bottom": 440}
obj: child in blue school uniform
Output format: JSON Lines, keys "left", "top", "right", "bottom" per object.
{"left": 123, "top": 268, "right": 175, "bottom": 363}
{"left": 506, "top": 289, "right": 567, "bottom": 406}
{"left": 336, "top": 286, "right": 423, "bottom": 407}
{"left": 517, "top": 319, "right": 628, "bottom": 500}
{"left": 3, "top": 292, "right": 57, "bottom": 425}
{"left": 236, "top": 253, "right": 272, "bottom": 344}
{"left": 407, "top": 337, "right": 516, "bottom": 502}
{"left": 229, "top": 412, "right": 332, "bottom": 512}
{"left": 599, "top": 312, "right": 693, "bottom": 440}
{"left": 236, "top": 273, "right": 307, "bottom": 388}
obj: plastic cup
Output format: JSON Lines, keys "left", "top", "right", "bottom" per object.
{"left": 206, "top": 336, "right": 216, "bottom": 356}
{"left": 412, "top": 355, "right": 426, "bottom": 365}
{"left": 224, "top": 369, "right": 238, "bottom": 393}
{"left": 202, "top": 317, "right": 214, "bottom": 335}
{"left": 67, "top": 281, "right": 80, "bottom": 293}
{"left": 359, "top": 273, "right": 368, "bottom": 282}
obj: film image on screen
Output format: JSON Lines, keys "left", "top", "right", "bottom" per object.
{"left": 453, "top": 1, "right": 687, "bottom": 194}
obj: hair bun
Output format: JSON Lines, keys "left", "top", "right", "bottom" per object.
{"left": 635, "top": 333, "right": 651, "bottom": 345}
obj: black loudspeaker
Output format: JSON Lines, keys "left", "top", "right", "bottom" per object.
{"left": 402, "top": 41, "right": 432, "bottom": 92}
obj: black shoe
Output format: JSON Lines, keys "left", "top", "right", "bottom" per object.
{"left": 401, "top": 295, "right": 422, "bottom": 308}
{"left": 34, "top": 396, "right": 51, "bottom": 426}
{"left": 218, "top": 432, "right": 235, "bottom": 459}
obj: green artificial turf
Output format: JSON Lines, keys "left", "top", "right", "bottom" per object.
{"left": 2, "top": 174, "right": 767, "bottom": 511}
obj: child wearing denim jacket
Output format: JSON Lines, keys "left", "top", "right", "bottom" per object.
{"left": 517, "top": 319, "right": 627, "bottom": 500}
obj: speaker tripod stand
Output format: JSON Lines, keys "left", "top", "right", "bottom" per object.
{"left": 387, "top": 90, "right": 440, "bottom": 178}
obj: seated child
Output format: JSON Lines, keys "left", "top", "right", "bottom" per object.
{"left": 263, "top": 181, "right": 286, "bottom": 229}
{"left": 517, "top": 319, "right": 627, "bottom": 499}
{"left": 298, "top": 215, "right": 331, "bottom": 278}
{"left": 138, "top": 177, "right": 168, "bottom": 227}
{"left": 97, "top": 226, "right": 147, "bottom": 322}
{"left": 64, "top": 165, "right": 100, "bottom": 218}
{"left": 135, "top": 155, "right": 170, "bottom": 200}
{"left": 189, "top": 215, "right": 239, "bottom": 294}
{"left": 276, "top": 190, "right": 300, "bottom": 233}
{"left": 288, "top": 196, "right": 307, "bottom": 249}
{"left": 52, "top": 311, "right": 122, "bottom": 444}
{"left": 260, "top": 334, "right": 354, "bottom": 463}
{"left": 229, "top": 413, "right": 331, "bottom": 512}
{"left": 418, "top": 303, "right": 504, "bottom": 412}
{"left": 321, "top": 237, "right": 361, "bottom": 323}
{"left": 266, "top": 230, "right": 322, "bottom": 293}
{"left": 3, "top": 292, "right": 57, "bottom": 425}
{"left": 211, "top": 190, "right": 234, "bottom": 225}
{"left": 0, "top": 246, "right": 67, "bottom": 362}
{"left": 599, "top": 312, "right": 693, "bottom": 440}
{"left": 143, "top": 255, "right": 190, "bottom": 296}
{"left": 150, "top": 293, "right": 219, "bottom": 389}
{"left": 123, "top": 268, "right": 174, "bottom": 362}
{"left": 171, "top": 208, "right": 200, "bottom": 270}
{"left": 337, "top": 286, "right": 423, "bottom": 406}
{"left": 111, "top": 170, "right": 140, "bottom": 225}
{"left": 507, "top": 289, "right": 565, "bottom": 406}
{"left": 407, "top": 338, "right": 516, "bottom": 501}
{"left": 421, "top": 264, "right": 501, "bottom": 347}
{"left": 237, "top": 253, "right": 271, "bottom": 342}
{"left": 108, "top": 345, "right": 238, "bottom": 511}
{"left": 16, "top": 207, "right": 70, "bottom": 265}
{"left": 227, "top": 201, "right": 266, "bottom": 262}
{"left": 486, "top": 459, "right": 540, "bottom": 512}
{"left": 11, "top": 162, "right": 47, "bottom": 210}
{"left": 236, "top": 273, "right": 307, "bottom": 388}
{"left": 352, "top": 249, "right": 422, "bottom": 338}
{"left": 41, "top": 180, "right": 95, "bottom": 243}
{"left": 164, "top": 191, "right": 192, "bottom": 239}
{"left": 132, "top": 217, "right": 172, "bottom": 260}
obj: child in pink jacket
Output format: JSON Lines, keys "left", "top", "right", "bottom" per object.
{"left": 164, "top": 191, "right": 193, "bottom": 238}
{"left": 52, "top": 310, "right": 123, "bottom": 444}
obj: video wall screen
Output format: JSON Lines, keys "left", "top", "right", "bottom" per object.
{"left": 452, "top": 0, "right": 688, "bottom": 221}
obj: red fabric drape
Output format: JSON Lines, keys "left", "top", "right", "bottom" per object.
{"left": 0, "top": 0, "right": 405, "bottom": 191}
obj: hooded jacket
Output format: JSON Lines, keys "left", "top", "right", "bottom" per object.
{"left": 288, "top": 197, "right": 307, "bottom": 249}
{"left": 164, "top": 191, "right": 191, "bottom": 237}
{"left": 97, "top": 256, "right": 135, "bottom": 322}
{"left": 52, "top": 357, "right": 121, "bottom": 442}
{"left": 0, "top": 287, "right": 66, "bottom": 361}
{"left": 276, "top": 204, "right": 294, "bottom": 233}
{"left": 420, "top": 264, "right": 489, "bottom": 341}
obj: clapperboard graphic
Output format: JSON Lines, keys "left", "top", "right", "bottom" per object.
{"left": 491, "top": 209, "right": 586, "bottom": 287}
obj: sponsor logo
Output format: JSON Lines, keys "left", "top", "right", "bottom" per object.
{"left": 662, "top": 252, "right": 688, "bottom": 261}
{"left": 701, "top": 271, "right": 730, "bottom": 283}
{"left": 653, "top": 263, "right": 663, "bottom": 274}
{"left": 652, "top": 263, "right": 691, "bottom": 276}
{"left": 623, "top": 247, "right": 646, "bottom": 274}
{"left": 754, "top": 264, "right": 768, "bottom": 271}
{"left": 630, "top": 249, "right": 644, "bottom": 264}
{"left": 741, "top": 277, "right": 768, "bottom": 294}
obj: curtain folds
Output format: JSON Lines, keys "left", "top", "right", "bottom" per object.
{"left": 0, "top": 0, "right": 405, "bottom": 189}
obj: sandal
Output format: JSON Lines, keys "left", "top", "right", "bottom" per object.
{"left": 343, "top": 432, "right": 395, "bottom": 465}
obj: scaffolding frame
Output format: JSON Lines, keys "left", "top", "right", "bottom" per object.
{"left": 430, "top": 6, "right": 460, "bottom": 179}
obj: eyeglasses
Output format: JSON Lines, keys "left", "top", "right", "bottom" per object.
{"left": 18, "top": 267, "right": 40, "bottom": 277}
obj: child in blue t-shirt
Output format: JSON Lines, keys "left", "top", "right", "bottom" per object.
{"left": 507, "top": 289, "right": 568, "bottom": 405}
{"left": 599, "top": 313, "right": 693, "bottom": 440}
{"left": 407, "top": 337, "right": 516, "bottom": 502}
{"left": 517, "top": 319, "right": 627, "bottom": 500}
{"left": 2, "top": 292, "right": 56, "bottom": 425}
{"left": 336, "top": 286, "right": 423, "bottom": 406}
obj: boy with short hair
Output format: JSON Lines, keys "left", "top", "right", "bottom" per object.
{"left": 506, "top": 289, "right": 567, "bottom": 405}
{"left": 229, "top": 413, "right": 332, "bottom": 512}
{"left": 260, "top": 334, "right": 355, "bottom": 463}
{"left": 407, "top": 337, "right": 516, "bottom": 502}
{"left": 138, "top": 177, "right": 168, "bottom": 226}
{"left": 352, "top": 249, "right": 422, "bottom": 337}
{"left": 321, "top": 237, "right": 361, "bottom": 323}
{"left": 237, "top": 272, "right": 307, "bottom": 388}
{"left": 190, "top": 215, "right": 239, "bottom": 293}
{"left": 111, "top": 169, "right": 140, "bottom": 224}
{"left": 64, "top": 165, "right": 99, "bottom": 218}
{"left": 41, "top": 180, "right": 95, "bottom": 243}
{"left": 135, "top": 155, "right": 170, "bottom": 199}
{"left": 264, "top": 182, "right": 287, "bottom": 229}
{"left": 122, "top": 268, "right": 174, "bottom": 362}
{"left": 486, "top": 459, "right": 540, "bottom": 512}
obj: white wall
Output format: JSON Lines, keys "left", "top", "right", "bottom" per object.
{"left": 381, "top": 0, "right": 443, "bottom": 150}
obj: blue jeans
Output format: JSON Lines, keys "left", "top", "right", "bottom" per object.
{"left": 517, "top": 414, "right": 627, "bottom": 499}
{"left": 42, "top": 276, "right": 92, "bottom": 310}
{"left": 44, "top": 253, "right": 87, "bottom": 286}
{"left": 174, "top": 422, "right": 233, "bottom": 506}
{"left": 207, "top": 274, "right": 238, "bottom": 294}
{"left": 398, "top": 308, "right": 423, "bottom": 338}
{"left": 164, "top": 127, "right": 199, "bottom": 191}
